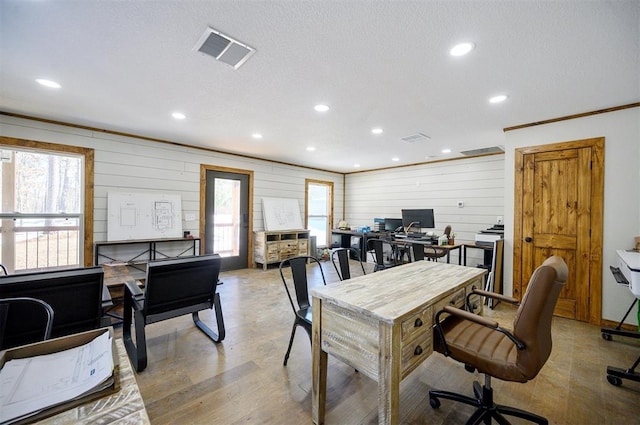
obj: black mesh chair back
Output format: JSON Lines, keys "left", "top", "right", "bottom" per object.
{"left": 411, "top": 243, "right": 426, "bottom": 261}
{"left": 331, "top": 248, "right": 365, "bottom": 281}
{"left": 279, "top": 255, "right": 326, "bottom": 365}
{"left": 368, "top": 239, "right": 398, "bottom": 271}
{"left": 0, "top": 297, "right": 54, "bottom": 350}
{"left": 0, "top": 267, "right": 104, "bottom": 347}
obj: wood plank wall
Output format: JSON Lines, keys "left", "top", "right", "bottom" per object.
{"left": 344, "top": 154, "right": 505, "bottom": 265}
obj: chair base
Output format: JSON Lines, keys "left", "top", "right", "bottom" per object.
{"left": 123, "top": 293, "right": 225, "bottom": 372}
{"left": 429, "top": 378, "right": 548, "bottom": 425}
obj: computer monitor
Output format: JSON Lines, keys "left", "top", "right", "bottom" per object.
{"left": 384, "top": 218, "right": 403, "bottom": 232}
{"left": 401, "top": 209, "right": 435, "bottom": 230}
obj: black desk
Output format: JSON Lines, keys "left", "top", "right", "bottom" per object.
{"left": 331, "top": 229, "right": 391, "bottom": 261}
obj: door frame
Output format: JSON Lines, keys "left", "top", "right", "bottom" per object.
{"left": 513, "top": 137, "right": 604, "bottom": 325}
{"left": 199, "top": 164, "right": 254, "bottom": 268}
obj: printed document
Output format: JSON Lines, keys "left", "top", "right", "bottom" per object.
{"left": 0, "top": 331, "right": 114, "bottom": 424}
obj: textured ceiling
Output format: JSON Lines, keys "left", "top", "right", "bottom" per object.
{"left": 1, "top": 1, "right": 638, "bottom": 172}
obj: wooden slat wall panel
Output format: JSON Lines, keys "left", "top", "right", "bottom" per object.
{"left": 0, "top": 115, "right": 344, "bottom": 250}
{"left": 345, "top": 155, "right": 505, "bottom": 265}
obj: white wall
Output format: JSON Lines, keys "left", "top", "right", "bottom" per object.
{"left": 0, "top": 115, "right": 344, "bottom": 258}
{"left": 345, "top": 154, "right": 505, "bottom": 265}
{"left": 503, "top": 107, "right": 640, "bottom": 325}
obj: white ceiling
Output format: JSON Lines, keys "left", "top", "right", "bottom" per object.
{"left": 1, "top": 1, "right": 638, "bottom": 173}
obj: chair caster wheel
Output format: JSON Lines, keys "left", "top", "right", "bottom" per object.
{"left": 607, "top": 375, "right": 622, "bottom": 386}
{"left": 464, "top": 364, "right": 476, "bottom": 373}
{"left": 602, "top": 333, "right": 612, "bottom": 341}
{"left": 429, "top": 396, "right": 441, "bottom": 409}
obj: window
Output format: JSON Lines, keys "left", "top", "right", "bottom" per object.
{"left": 305, "top": 179, "right": 333, "bottom": 248}
{"left": 0, "top": 145, "right": 86, "bottom": 272}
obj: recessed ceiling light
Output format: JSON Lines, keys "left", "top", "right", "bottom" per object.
{"left": 392, "top": 157, "right": 400, "bottom": 162}
{"left": 450, "top": 42, "right": 475, "bottom": 57}
{"left": 35, "top": 79, "right": 61, "bottom": 89}
{"left": 306, "top": 146, "right": 316, "bottom": 151}
{"left": 442, "top": 149, "right": 452, "bottom": 154}
{"left": 489, "top": 94, "right": 508, "bottom": 104}
{"left": 171, "top": 112, "right": 186, "bottom": 120}
{"left": 354, "top": 164, "right": 360, "bottom": 168}
{"left": 314, "top": 104, "right": 330, "bottom": 112}
{"left": 252, "top": 133, "right": 263, "bottom": 139}
{"left": 371, "top": 128, "right": 383, "bottom": 134}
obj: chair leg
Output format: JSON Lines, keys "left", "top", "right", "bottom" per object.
{"left": 192, "top": 293, "right": 225, "bottom": 343}
{"left": 122, "top": 291, "right": 148, "bottom": 372}
{"left": 283, "top": 321, "right": 299, "bottom": 366}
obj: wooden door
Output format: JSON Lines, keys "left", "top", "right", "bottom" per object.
{"left": 514, "top": 138, "right": 604, "bottom": 323}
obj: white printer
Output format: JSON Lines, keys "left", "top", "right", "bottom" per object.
{"left": 616, "top": 249, "right": 640, "bottom": 298}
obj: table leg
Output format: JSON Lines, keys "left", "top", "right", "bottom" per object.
{"left": 312, "top": 299, "right": 327, "bottom": 424}
{"left": 378, "top": 323, "right": 401, "bottom": 424}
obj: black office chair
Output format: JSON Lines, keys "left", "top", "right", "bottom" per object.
{"left": 368, "top": 239, "right": 400, "bottom": 271}
{"left": 0, "top": 267, "right": 104, "bottom": 347}
{"left": 280, "top": 255, "right": 326, "bottom": 366}
{"left": 331, "top": 248, "right": 365, "bottom": 281}
{"left": 123, "top": 254, "right": 225, "bottom": 372}
{"left": 0, "top": 264, "right": 7, "bottom": 276}
{"left": 0, "top": 297, "right": 55, "bottom": 350}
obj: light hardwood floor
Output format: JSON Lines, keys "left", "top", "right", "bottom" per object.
{"left": 114, "top": 261, "right": 640, "bottom": 424}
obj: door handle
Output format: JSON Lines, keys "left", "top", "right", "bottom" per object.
{"left": 525, "top": 237, "right": 533, "bottom": 243}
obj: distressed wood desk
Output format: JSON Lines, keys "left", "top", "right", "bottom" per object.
{"left": 311, "top": 261, "right": 486, "bottom": 424}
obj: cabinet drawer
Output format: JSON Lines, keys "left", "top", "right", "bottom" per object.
{"left": 266, "top": 242, "right": 279, "bottom": 253}
{"left": 432, "top": 287, "right": 466, "bottom": 321}
{"left": 298, "top": 240, "right": 308, "bottom": 250}
{"left": 401, "top": 306, "right": 432, "bottom": 342}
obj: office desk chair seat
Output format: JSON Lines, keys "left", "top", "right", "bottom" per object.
{"left": 280, "top": 256, "right": 326, "bottom": 366}
{"left": 429, "top": 255, "right": 568, "bottom": 425}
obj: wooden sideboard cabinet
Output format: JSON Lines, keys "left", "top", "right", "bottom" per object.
{"left": 254, "top": 230, "right": 310, "bottom": 270}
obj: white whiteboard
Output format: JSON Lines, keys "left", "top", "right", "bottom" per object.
{"left": 107, "top": 192, "right": 182, "bottom": 241}
{"left": 262, "top": 197, "right": 303, "bottom": 231}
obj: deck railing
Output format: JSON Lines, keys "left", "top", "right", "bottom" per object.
{"left": 0, "top": 213, "right": 81, "bottom": 273}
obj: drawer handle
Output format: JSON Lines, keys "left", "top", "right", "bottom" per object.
{"left": 414, "top": 318, "right": 423, "bottom": 327}
{"left": 449, "top": 299, "right": 456, "bottom": 305}
{"left": 414, "top": 345, "right": 423, "bottom": 356}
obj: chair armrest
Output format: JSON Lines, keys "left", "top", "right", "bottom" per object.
{"left": 440, "top": 305, "right": 499, "bottom": 328}
{"left": 435, "top": 305, "right": 525, "bottom": 356}
{"left": 471, "top": 288, "right": 519, "bottom": 305}
{"left": 125, "top": 280, "right": 144, "bottom": 299}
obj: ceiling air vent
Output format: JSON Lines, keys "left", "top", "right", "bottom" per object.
{"left": 401, "top": 133, "right": 431, "bottom": 143}
{"left": 460, "top": 146, "right": 505, "bottom": 156}
{"left": 193, "top": 27, "right": 255, "bottom": 70}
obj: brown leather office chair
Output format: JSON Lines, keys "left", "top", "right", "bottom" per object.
{"left": 429, "top": 255, "right": 568, "bottom": 425}
{"left": 425, "top": 225, "right": 451, "bottom": 262}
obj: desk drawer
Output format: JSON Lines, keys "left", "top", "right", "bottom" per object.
{"left": 466, "top": 281, "right": 483, "bottom": 315}
{"left": 432, "top": 287, "right": 466, "bottom": 320}
{"left": 401, "top": 306, "right": 432, "bottom": 341}
{"left": 401, "top": 330, "right": 432, "bottom": 378}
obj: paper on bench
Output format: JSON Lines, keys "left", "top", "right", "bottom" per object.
{"left": 0, "top": 331, "right": 114, "bottom": 424}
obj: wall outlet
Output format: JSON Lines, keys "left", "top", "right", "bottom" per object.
{"left": 184, "top": 213, "right": 196, "bottom": 221}
{"left": 497, "top": 216, "right": 503, "bottom": 224}
{"left": 457, "top": 200, "right": 464, "bottom": 208}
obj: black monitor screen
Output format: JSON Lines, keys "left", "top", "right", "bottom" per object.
{"left": 401, "top": 209, "right": 435, "bottom": 229}
{"left": 384, "top": 218, "right": 403, "bottom": 232}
